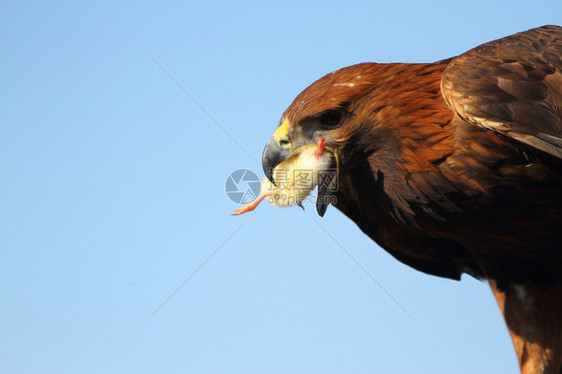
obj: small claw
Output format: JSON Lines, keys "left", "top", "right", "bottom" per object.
{"left": 316, "top": 198, "right": 329, "bottom": 217}
{"left": 231, "top": 202, "right": 257, "bottom": 216}
{"left": 316, "top": 165, "right": 337, "bottom": 217}
{"left": 231, "top": 192, "right": 270, "bottom": 216}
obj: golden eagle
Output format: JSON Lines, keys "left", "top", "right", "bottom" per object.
{"left": 234, "top": 25, "right": 562, "bottom": 374}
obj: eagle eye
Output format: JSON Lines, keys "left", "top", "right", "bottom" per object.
{"left": 318, "top": 109, "right": 344, "bottom": 128}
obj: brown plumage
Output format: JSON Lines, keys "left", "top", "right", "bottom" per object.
{"left": 254, "top": 25, "right": 562, "bottom": 373}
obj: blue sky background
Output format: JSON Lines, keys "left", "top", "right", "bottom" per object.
{"left": 1, "top": 1, "right": 561, "bottom": 373}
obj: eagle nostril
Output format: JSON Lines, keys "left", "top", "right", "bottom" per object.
{"left": 278, "top": 137, "right": 291, "bottom": 149}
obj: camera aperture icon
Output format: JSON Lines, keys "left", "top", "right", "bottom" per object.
{"left": 225, "top": 169, "right": 261, "bottom": 204}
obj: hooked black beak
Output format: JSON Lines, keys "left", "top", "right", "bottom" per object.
{"left": 262, "top": 136, "right": 293, "bottom": 186}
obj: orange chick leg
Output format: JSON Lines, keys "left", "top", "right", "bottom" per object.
{"left": 231, "top": 192, "right": 271, "bottom": 216}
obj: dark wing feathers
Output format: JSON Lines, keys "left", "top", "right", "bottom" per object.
{"left": 442, "top": 25, "right": 562, "bottom": 158}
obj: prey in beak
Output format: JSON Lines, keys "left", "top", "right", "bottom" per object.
{"left": 231, "top": 138, "right": 338, "bottom": 216}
